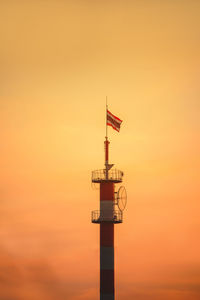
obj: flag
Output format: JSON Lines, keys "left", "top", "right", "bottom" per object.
{"left": 107, "top": 109, "right": 123, "bottom": 132}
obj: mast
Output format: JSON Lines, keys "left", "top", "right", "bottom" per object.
{"left": 106, "top": 96, "right": 108, "bottom": 140}
{"left": 91, "top": 104, "right": 125, "bottom": 300}
{"left": 105, "top": 97, "right": 109, "bottom": 180}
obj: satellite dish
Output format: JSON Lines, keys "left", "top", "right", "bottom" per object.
{"left": 117, "top": 186, "right": 127, "bottom": 211}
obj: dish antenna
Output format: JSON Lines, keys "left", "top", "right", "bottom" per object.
{"left": 116, "top": 186, "right": 127, "bottom": 211}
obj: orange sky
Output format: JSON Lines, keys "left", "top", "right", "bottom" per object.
{"left": 0, "top": 1, "right": 200, "bottom": 299}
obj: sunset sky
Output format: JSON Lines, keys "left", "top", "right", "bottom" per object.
{"left": 0, "top": 1, "right": 200, "bottom": 299}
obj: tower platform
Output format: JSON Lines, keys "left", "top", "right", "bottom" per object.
{"left": 91, "top": 210, "right": 123, "bottom": 224}
{"left": 91, "top": 169, "right": 123, "bottom": 183}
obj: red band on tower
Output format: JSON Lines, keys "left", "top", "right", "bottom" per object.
{"left": 104, "top": 139, "right": 109, "bottom": 163}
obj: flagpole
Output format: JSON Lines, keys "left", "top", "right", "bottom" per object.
{"left": 106, "top": 96, "right": 108, "bottom": 140}
{"left": 105, "top": 96, "right": 108, "bottom": 179}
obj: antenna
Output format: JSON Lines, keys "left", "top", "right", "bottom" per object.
{"left": 105, "top": 96, "right": 109, "bottom": 180}
{"left": 106, "top": 96, "right": 108, "bottom": 139}
{"left": 117, "top": 186, "right": 127, "bottom": 211}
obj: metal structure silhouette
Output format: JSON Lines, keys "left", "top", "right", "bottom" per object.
{"left": 91, "top": 106, "right": 127, "bottom": 300}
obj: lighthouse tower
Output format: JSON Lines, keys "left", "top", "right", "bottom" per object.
{"left": 91, "top": 108, "right": 127, "bottom": 300}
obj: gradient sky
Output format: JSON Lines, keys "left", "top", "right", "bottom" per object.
{"left": 0, "top": 1, "right": 200, "bottom": 299}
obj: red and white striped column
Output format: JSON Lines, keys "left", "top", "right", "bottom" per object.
{"left": 100, "top": 182, "right": 115, "bottom": 300}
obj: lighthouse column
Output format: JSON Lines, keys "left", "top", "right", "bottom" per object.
{"left": 100, "top": 182, "right": 115, "bottom": 300}
{"left": 91, "top": 136, "right": 124, "bottom": 300}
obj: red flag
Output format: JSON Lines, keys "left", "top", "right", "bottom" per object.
{"left": 107, "top": 109, "right": 123, "bottom": 132}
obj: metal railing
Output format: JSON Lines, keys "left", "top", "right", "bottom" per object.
{"left": 91, "top": 210, "right": 123, "bottom": 224}
{"left": 91, "top": 169, "right": 123, "bottom": 183}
